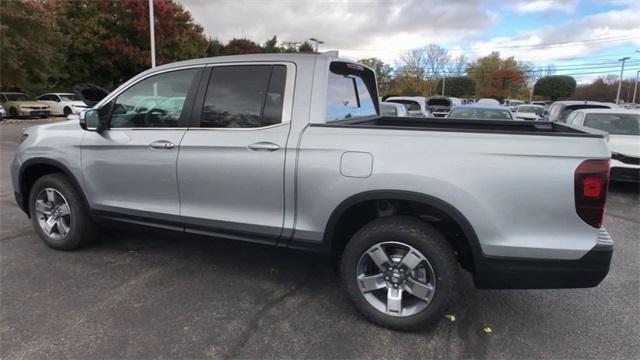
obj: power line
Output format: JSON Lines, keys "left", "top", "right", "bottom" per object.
{"left": 343, "top": 35, "right": 637, "bottom": 53}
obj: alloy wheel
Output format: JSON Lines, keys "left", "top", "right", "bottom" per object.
{"left": 34, "top": 188, "right": 71, "bottom": 241}
{"left": 356, "top": 241, "right": 436, "bottom": 317}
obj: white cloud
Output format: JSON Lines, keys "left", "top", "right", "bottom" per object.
{"left": 181, "top": 0, "right": 497, "bottom": 63}
{"left": 468, "top": 6, "right": 640, "bottom": 63}
{"left": 512, "top": 0, "right": 577, "bottom": 13}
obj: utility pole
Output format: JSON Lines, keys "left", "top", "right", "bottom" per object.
{"left": 615, "top": 57, "right": 630, "bottom": 104}
{"left": 633, "top": 70, "right": 639, "bottom": 104}
{"left": 441, "top": 74, "right": 446, "bottom": 96}
{"left": 149, "top": 0, "right": 156, "bottom": 68}
{"left": 309, "top": 38, "right": 324, "bottom": 52}
{"left": 633, "top": 51, "right": 640, "bottom": 104}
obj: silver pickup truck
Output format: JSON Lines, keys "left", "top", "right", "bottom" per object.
{"left": 11, "top": 53, "right": 613, "bottom": 330}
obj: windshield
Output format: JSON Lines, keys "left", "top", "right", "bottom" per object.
{"left": 387, "top": 100, "right": 420, "bottom": 111}
{"left": 5, "top": 93, "right": 29, "bottom": 101}
{"left": 427, "top": 98, "right": 451, "bottom": 106}
{"left": 60, "top": 94, "right": 81, "bottom": 101}
{"left": 517, "top": 106, "right": 544, "bottom": 115}
{"left": 583, "top": 113, "right": 640, "bottom": 135}
{"left": 449, "top": 108, "right": 513, "bottom": 120}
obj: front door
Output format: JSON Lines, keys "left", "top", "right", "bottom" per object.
{"left": 81, "top": 67, "right": 202, "bottom": 226}
{"left": 178, "top": 64, "right": 294, "bottom": 244}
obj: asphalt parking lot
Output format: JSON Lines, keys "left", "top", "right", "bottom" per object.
{"left": 1, "top": 119, "right": 639, "bottom": 359}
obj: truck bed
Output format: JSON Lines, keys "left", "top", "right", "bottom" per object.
{"left": 317, "top": 116, "right": 604, "bottom": 138}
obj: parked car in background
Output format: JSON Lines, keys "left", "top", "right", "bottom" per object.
{"left": 10, "top": 53, "right": 614, "bottom": 331}
{"left": 385, "top": 96, "right": 432, "bottom": 117}
{"left": 545, "top": 101, "right": 618, "bottom": 123}
{"left": 513, "top": 104, "right": 545, "bottom": 121}
{"left": 447, "top": 104, "right": 514, "bottom": 120}
{"left": 0, "top": 104, "right": 6, "bottom": 121}
{"left": 531, "top": 101, "right": 549, "bottom": 108}
{"left": 72, "top": 84, "right": 110, "bottom": 107}
{"left": 37, "top": 93, "right": 88, "bottom": 116}
{"left": 380, "top": 102, "right": 408, "bottom": 117}
{"left": 448, "top": 97, "right": 463, "bottom": 107}
{"left": 622, "top": 103, "right": 639, "bottom": 110}
{"left": 426, "top": 96, "right": 452, "bottom": 117}
{"left": 503, "top": 99, "right": 524, "bottom": 111}
{"left": 0, "top": 92, "right": 50, "bottom": 118}
{"left": 566, "top": 108, "right": 639, "bottom": 182}
{"left": 477, "top": 98, "right": 500, "bottom": 106}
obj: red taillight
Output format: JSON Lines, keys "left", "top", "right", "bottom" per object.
{"left": 574, "top": 160, "right": 610, "bottom": 228}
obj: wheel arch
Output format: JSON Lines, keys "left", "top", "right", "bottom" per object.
{"left": 18, "top": 158, "right": 89, "bottom": 217}
{"left": 323, "top": 190, "right": 483, "bottom": 273}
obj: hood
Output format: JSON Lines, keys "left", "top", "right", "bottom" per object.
{"left": 18, "top": 101, "right": 48, "bottom": 108}
{"left": 609, "top": 135, "right": 640, "bottom": 157}
{"left": 73, "top": 84, "right": 110, "bottom": 107}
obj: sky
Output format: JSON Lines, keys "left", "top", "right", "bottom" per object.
{"left": 181, "top": 0, "right": 640, "bottom": 84}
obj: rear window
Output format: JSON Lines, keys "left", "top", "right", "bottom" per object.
{"left": 427, "top": 98, "right": 451, "bottom": 106}
{"left": 584, "top": 113, "right": 640, "bottom": 135}
{"left": 387, "top": 99, "right": 420, "bottom": 111}
{"left": 380, "top": 103, "right": 398, "bottom": 116}
{"left": 449, "top": 108, "right": 513, "bottom": 120}
{"left": 561, "top": 105, "right": 610, "bottom": 121}
{"left": 326, "top": 62, "right": 377, "bottom": 122}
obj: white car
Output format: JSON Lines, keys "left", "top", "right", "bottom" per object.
{"left": 513, "top": 104, "right": 545, "bottom": 121}
{"left": 0, "top": 104, "right": 5, "bottom": 120}
{"left": 37, "top": 93, "right": 88, "bottom": 116}
{"left": 565, "top": 108, "right": 640, "bottom": 183}
{"left": 384, "top": 96, "right": 432, "bottom": 117}
{"left": 477, "top": 98, "right": 500, "bottom": 106}
{"left": 380, "top": 102, "right": 409, "bottom": 117}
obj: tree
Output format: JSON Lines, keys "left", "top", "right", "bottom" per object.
{"left": 206, "top": 38, "right": 224, "bottom": 57}
{"left": 298, "top": 40, "right": 314, "bottom": 52}
{"left": 221, "top": 38, "right": 262, "bottom": 55}
{"left": 448, "top": 55, "right": 467, "bottom": 76}
{"left": 534, "top": 75, "right": 577, "bottom": 101}
{"left": 263, "top": 35, "right": 280, "bottom": 53}
{"left": 480, "top": 69, "right": 525, "bottom": 101}
{"left": 399, "top": 49, "right": 427, "bottom": 82}
{"left": 436, "top": 76, "right": 475, "bottom": 97}
{"left": 0, "top": 0, "right": 65, "bottom": 93}
{"left": 466, "top": 52, "right": 523, "bottom": 97}
{"left": 358, "top": 58, "right": 393, "bottom": 93}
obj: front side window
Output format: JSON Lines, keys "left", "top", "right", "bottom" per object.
{"left": 326, "top": 63, "right": 377, "bottom": 122}
{"left": 109, "top": 68, "right": 198, "bottom": 128}
{"left": 201, "top": 65, "right": 287, "bottom": 128}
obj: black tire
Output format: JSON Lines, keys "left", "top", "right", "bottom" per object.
{"left": 63, "top": 107, "right": 72, "bottom": 116}
{"left": 28, "top": 173, "right": 97, "bottom": 250}
{"left": 340, "top": 215, "right": 459, "bottom": 331}
{"left": 9, "top": 107, "right": 18, "bottom": 118}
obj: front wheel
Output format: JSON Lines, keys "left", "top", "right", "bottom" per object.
{"left": 341, "top": 216, "right": 459, "bottom": 330}
{"left": 28, "top": 173, "right": 97, "bottom": 250}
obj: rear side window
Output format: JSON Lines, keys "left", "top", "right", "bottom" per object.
{"left": 326, "top": 62, "right": 377, "bottom": 122}
{"left": 201, "top": 65, "right": 287, "bottom": 128}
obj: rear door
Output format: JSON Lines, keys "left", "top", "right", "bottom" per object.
{"left": 81, "top": 67, "right": 203, "bottom": 225}
{"left": 177, "top": 63, "right": 294, "bottom": 244}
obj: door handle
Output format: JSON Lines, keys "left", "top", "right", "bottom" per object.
{"left": 149, "top": 140, "right": 176, "bottom": 150}
{"left": 248, "top": 142, "right": 280, "bottom": 152}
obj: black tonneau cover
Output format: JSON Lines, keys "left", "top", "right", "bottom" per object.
{"left": 314, "top": 116, "right": 605, "bottom": 138}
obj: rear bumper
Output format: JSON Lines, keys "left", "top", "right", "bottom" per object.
{"left": 473, "top": 230, "right": 613, "bottom": 289}
{"left": 610, "top": 166, "right": 639, "bottom": 183}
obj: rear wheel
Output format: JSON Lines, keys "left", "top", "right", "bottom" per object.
{"left": 29, "top": 174, "right": 97, "bottom": 250}
{"left": 341, "top": 216, "right": 459, "bottom": 330}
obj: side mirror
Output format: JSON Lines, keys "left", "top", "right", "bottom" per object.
{"left": 79, "top": 109, "right": 104, "bottom": 132}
